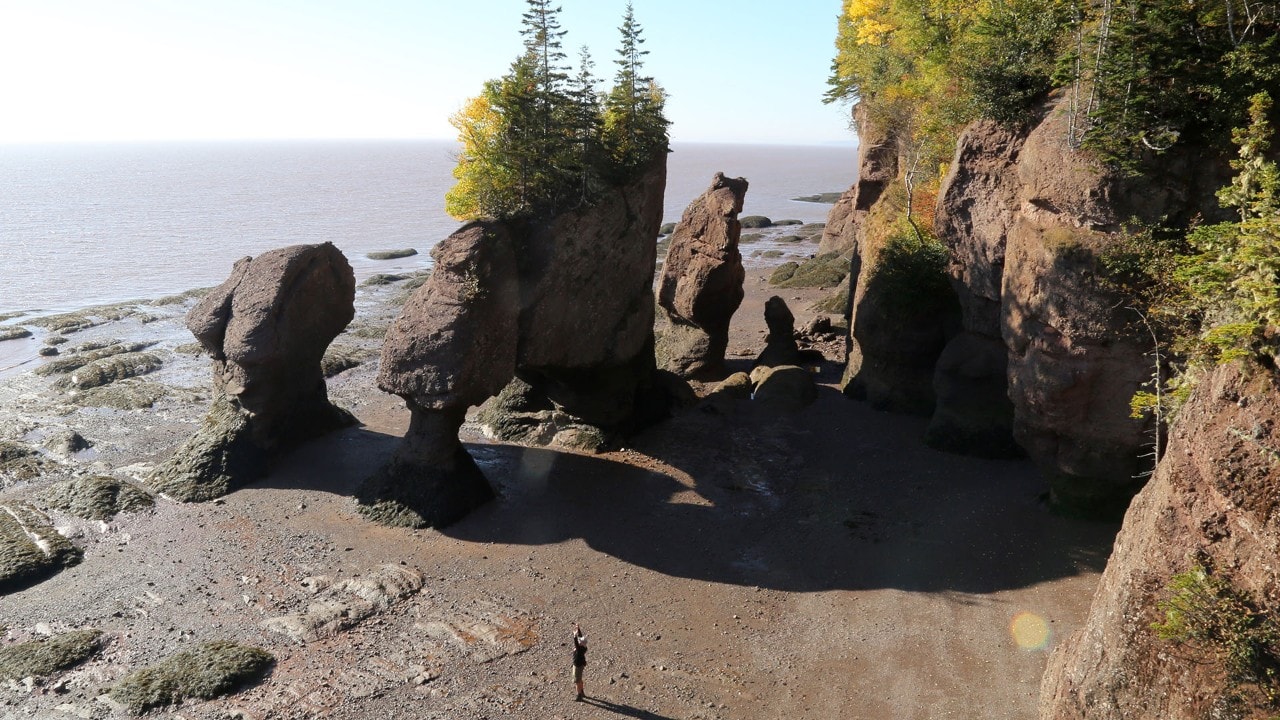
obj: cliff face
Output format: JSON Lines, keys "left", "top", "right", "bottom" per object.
{"left": 832, "top": 94, "right": 1233, "bottom": 515}
{"left": 1041, "top": 362, "right": 1280, "bottom": 719}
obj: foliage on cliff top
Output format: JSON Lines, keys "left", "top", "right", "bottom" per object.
{"left": 446, "top": 1, "right": 669, "bottom": 222}
{"left": 827, "top": 0, "right": 1280, "bottom": 170}
{"left": 1104, "top": 93, "right": 1280, "bottom": 422}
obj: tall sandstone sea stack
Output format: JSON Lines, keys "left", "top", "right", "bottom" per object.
{"left": 150, "top": 243, "right": 356, "bottom": 501}
{"left": 655, "top": 172, "right": 749, "bottom": 378}
{"left": 362, "top": 158, "right": 673, "bottom": 527}
{"left": 833, "top": 96, "right": 1234, "bottom": 517}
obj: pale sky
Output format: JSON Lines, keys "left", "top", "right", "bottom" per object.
{"left": 0, "top": 1, "right": 854, "bottom": 145}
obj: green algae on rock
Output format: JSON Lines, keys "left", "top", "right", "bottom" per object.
{"left": 44, "top": 476, "right": 155, "bottom": 520}
{"left": 0, "top": 441, "right": 49, "bottom": 484}
{"left": 0, "top": 502, "right": 82, "bottom": 594}
{"left": 0, "top": 630, "right": 103, "bottom": 681}
{"left": 108, "top": 641, "right": 273, "bottom": 714}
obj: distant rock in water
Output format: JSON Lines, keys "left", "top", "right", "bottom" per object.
{"left": 656, "top": 172, "right": 749, "bottom": 378}
{"left": 149, "top": 242, "right": 356, "bottom": 502}
{"left": 791, "top": 192, "right": 844, "bottom": 203}
{"left": 366, "top": 248, "right": 418, "bottom": 260}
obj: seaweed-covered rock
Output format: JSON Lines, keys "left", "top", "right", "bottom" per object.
{"left": 656, "top": 173, "right": 749, "bottom": 378}
{"left": 0, "top": 629, "right": 103, "bottom": 680}
{"left": 35, "top": 342, "right": 150, "bottom": 377}
{"left": 72, "top": 380, "right": 168, "bottom": 410}
{"left": 56, "top": 352, "right": 161, "bottom": 390}
{"left": 0, "top": 503, "right": 81, "bottom": 594}
{"left": 739, "top": 215, "right": 772, "bottom": 228}
{"left": 755, "top": 296, "right": 799, "bottom": 368}
{"left": 44, "top": 476, "right": 155, "bottom": 520}
{"left": 108, "top": 641, "right": 273, "bottom": 713}
{"left": 0, "top": 441, "right": 49, "bottom": 485}
{"left": 768, "top": 253, "right": 850, "bottom": 289}
{"left": 41, "top": 429, "right": 91, "bottom": 457}
{"left": 149, "top": 243, "right": 356, "bottom": 502}
{"left": 261, "top": 564, "right": 423, "bottom": 643}
{"left": 0, "top": 326, "right": 32, "bottom": 342}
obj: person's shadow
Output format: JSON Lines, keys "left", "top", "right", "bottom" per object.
{"left": 581, "top": 696, "right": 677, "bottom": 720}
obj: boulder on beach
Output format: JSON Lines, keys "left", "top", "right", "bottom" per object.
{"left": 750, "top": 364, "right": 817, "bottom": 412}
{"left": 149, "top": 242, "right": 356, "bottom": 502}
{"left": 656, "top": 172, "right": 749, "bottom": 378}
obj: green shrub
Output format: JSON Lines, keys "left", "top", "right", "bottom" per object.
{"left": 1154, "top": 565, "right": 1280, "bottom": 705}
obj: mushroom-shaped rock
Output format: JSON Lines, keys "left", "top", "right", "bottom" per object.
{"left": 479, "top": 158, "right": 678, "bottom": 451}
{"left": 358, "top": 223, "right": 519, "bottom": 528}
{"left": 656, "top": 173, "right": 749, "bottom": 378}
{"left": 149, "top": 243, "right": 356, "bottom": 501}
{"left": 754, "top": 296, "right": 799, "bottom": 368}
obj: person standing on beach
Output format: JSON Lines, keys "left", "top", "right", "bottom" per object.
{"left": 572, "top": 623, "right": 588, "bottom": 701}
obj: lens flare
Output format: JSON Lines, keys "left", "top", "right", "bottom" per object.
{"left": 1010, "top": 612, "right": 1051, "bottom": 651}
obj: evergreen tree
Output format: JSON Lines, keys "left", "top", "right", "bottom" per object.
{"left": 602, "top": 2, "right": 669, "bottom": 177}
{"left": 566, "top": 45, "right": 604, "bottom": 204}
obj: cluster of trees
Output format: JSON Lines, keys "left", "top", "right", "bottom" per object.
{"left": 826, "top": 0, "right": 1280, "bottom": 175}
{"left": 446, "top": 1, "right": 670, "bottom": 221}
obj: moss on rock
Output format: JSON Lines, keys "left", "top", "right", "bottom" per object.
{"left": 35, "top": 343, "right": 150, "bottom": 377}
{"left": 768, "top": 253, "right": 849, "bottom": 288}
{"left": 0, "top": 503, "right": 82, "bottom": 594}
{"left": 0, "top": 630, "right": 103, "bottom": 681}
{"left": 360, "top": 273, "right": 408, "bottom": 286}
{"left": 321, "top": 345, "right": 368, "bottom": 377}
{"left": 44, "top": 476, "right": 155, "bottom": 520}
{"left": 108, "top": 641, "right": 273, "bottom": 714}
{"left": 74, "top": 381, "right": 169, "bottom": 410}
{"left": 0, "top": 441, "right": 48, "bottom": 483}
{"left": 56, "top": 352, "right": 162, "bottom": 390}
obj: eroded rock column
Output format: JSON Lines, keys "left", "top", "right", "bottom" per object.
{"left": 655, "top": 173, "right": 749, "bottom": 378}
{"left": 358, "top": 223, "right": 519, "bottom": 528}
{"left": 149, "top": 243, "right": 356, "bottom": 500}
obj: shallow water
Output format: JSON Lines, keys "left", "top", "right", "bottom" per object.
{"left": 0, "top": 140, "right": 855, "bottom": 317}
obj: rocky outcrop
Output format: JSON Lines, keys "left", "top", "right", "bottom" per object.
{"left": 358, "top": 223, "right": 518, "bottom": 527}
{"left": 150, "top": 243, "right": 356, "bottom": 501}
{"left": 367, "top": 159, "right": 675, "bottom": 526}
{"left": 1041, "top": 362, "right": 1280, "bottom": 719}
{"left": 480, "top": 158, "right": 676, "bottom": 450}
{"left": 928, "top": 96, "right": 1233, "bottom": 514}
{"left": 750, "top": 365, "right": 818, "bottom": 412}
{"left": 656, "top": 173, "right": 749, "bottom": 378}
{"left": 820, "top": 103, "right": 898, "bottom": 258}
{"left": 754, "top": 296, "right": 799, "bottom": 368}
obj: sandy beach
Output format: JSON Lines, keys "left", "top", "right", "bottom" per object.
{"left": 0, "top": 254, "right": 1120, "bottom": 719}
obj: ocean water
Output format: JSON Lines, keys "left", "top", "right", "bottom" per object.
{"left": 0, "top": 141, "right": 856, "bottom": 316}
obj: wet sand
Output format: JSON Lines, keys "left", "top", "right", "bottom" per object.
{"left": 0, "top": 260, "right": 1119, "bottom": 719}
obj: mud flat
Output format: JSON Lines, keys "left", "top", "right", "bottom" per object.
{"left": 0, "top": 267, "right": 1117, "bottom": 719}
